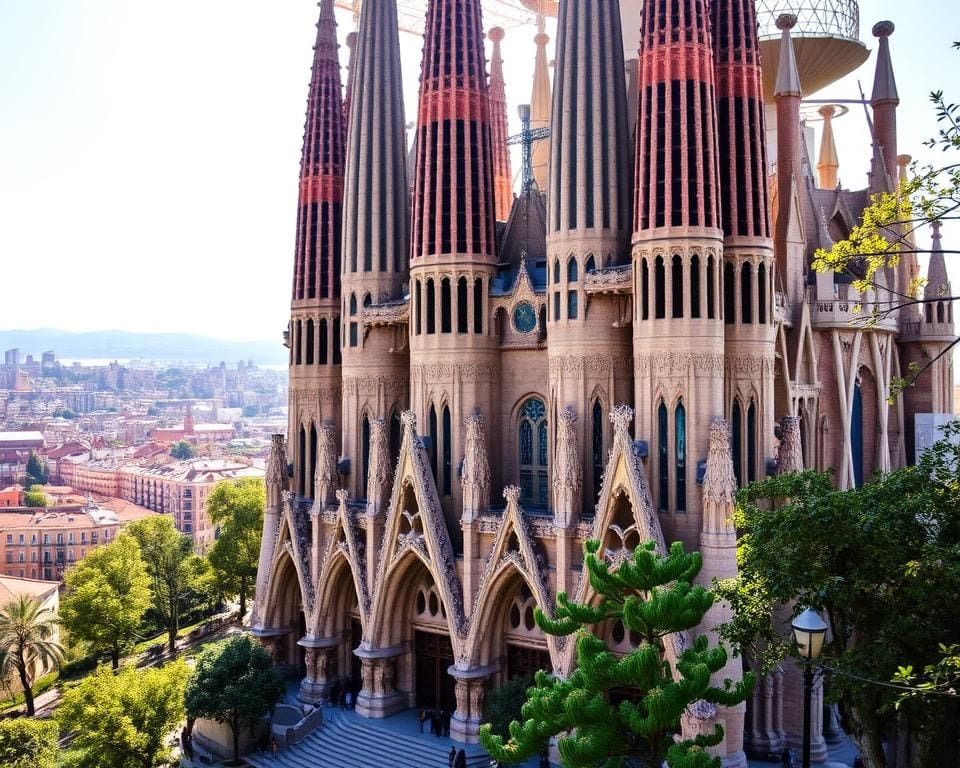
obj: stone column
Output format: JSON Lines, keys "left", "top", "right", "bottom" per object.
{"left": 297, "top": 639, "right": 338, "bottom": 705}
{"left": 449, "top": 668, "right": 494, "bottom": 744}
{"left": 354, "top": 648, "right": 405, "bottom": 718}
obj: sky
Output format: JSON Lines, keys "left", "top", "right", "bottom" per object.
{"left": 0, "top": 0, "right": 957, "bottom": 345}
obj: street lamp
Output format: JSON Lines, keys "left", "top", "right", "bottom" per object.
{"left": 792, "top": 608, "right": 828, "bottom": 768}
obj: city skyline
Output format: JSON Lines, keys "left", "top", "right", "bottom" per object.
{"left": 0, "top": 0, "right": 957, "bottom": 344}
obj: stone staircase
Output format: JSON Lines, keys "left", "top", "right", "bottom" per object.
{"left": 243, "top": 708, "right": 492, "bottom": 768}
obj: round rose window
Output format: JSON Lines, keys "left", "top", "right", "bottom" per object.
{"left": 513, "top": 302, "right": 537, "bottom": 334}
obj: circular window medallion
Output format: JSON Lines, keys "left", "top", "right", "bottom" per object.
{"left": 513, "top": 302, "right": 537, "bottom": 334}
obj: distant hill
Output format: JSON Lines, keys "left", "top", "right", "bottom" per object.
{"left": 0, "top": 328, "right": 287, "bottom": 367}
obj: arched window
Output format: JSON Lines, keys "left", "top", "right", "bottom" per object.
{"left": 415, "top": 280, "right": 422, "bottom": 336}
{"left": 305, "top": 319, "right": 315, "bottom": 365}
{"left": 690, "top": 255, "right": 701, "bottom": 319}
{"left": 319, "top": 318, "right": 328, "bottom": 365}
{"left": 428, "top": 405, "right": 438, "bottom": 483}
{"left": 926, "top": 303, "right": 934, "bottom": 323}
{"left": 937, "top": 301, "right": 945, "bottom": 323}
{"left": 441, "top": 278, "right": 452, "bottom": 333}
{"left": 568, "top": 290, "right": 579, "bottom": 320}
{"left": 361, "top": 416, "right": 370, "bottom": 494}
{"left": 707, "top": 255, "right": 716, "bottom": 319}
{"left": 298, "top": 425, "right": 307, "bottom": 496}
{"left": 568, "top": 257, "right": 579, "bottom": 283}
{"left": 641, "top": 259, "right": 650, "bottom": 320}
{"left": 457, "top": 277, "right": 469, "bottom": 333}
{"left": 741, "top": 263, "right": 754, "bottom": 324}
{"left": 592, "top": 400, "right": 604, "bottom": 502}
{"left": 474, "top": 278, "right": 484, "bottom": 334}
{"left": 349, "top": 294, "right": 359, "bottom": 347}
{"left": 518, "top": 398, "right": 548, "bottom": 507}
{"left": 585, "top": 255, "right": 596, "bottom": 273}
{"left": 295, "top": 320, "right": 303, "bottom": 365}
{"left": 332, "top": 318, "right": 341, "bottom": 364}
{"left": 442, "top": 406, "right": 452, "bottom": 496}
{"left": 747, "top": 400, "right": 757, "bottom": 483}
{"left": 675, "top": 402, "right": 686, "bottom": 512}
{"left": 426, "top": 279, "right": 436, "bottom": 334}
{"left": 553, "top": 292, "right": 560, "bottom": 322}
{"left": 724, "top": 262, "right": 735, "bottom": 325}
{"left": 758, "top": 263, "right": 767, "bottom": 324}
{"left": 731, "top": 400, "right": 743, "bottom": 486}
{"left": 553, "top": 259, "right": 560, "bottom": 285}
{"left": 309, "top": 424, "right": 318, "bottom": 498}
{"left": 655, "top": 256, "right": 666, "bottom": 319}
{"left": 672, "top": 255, "right": 684, "bottom": 318}
{"left": 657, "top": 401, "right": 668, "bottom": 511}
{"left": 852, "top": 383, "right": 864, "bottom": 488}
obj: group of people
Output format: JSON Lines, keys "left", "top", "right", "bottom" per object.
{"left": 418, "top": 707, "right": 452, "bottom": 737}
{"left": 328, "top": 677, "right": 360, "bottom": 710}
{"left": 448, "top": 746, "right": 468, "bottom": 768}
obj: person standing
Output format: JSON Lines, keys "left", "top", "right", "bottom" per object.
{"left": 448, "top": 746, "right": 457, "bottom": 768}
{"left": 455, "top": 748, "right": 467, "bottom": 768}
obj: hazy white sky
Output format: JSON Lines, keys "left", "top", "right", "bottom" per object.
{"left": 0, "top": 0, "right": 956, "bottom": 343}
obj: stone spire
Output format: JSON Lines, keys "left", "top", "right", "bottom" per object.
{"left": 925, "top": 221, "right": 951, "bottom": 301}
{"left": 551, "top": 0, "right": 632, "bottom": 253}
{"left": 365, "top": 418, "right": 391, "bottom": 516}
{"left": 461, "top": 415, "right": 491, "bottom": 522}
{"left": 817, "top": 106, "right": 840, "bottom": 189}
{"left": 343, "top": 31, "right": 358, "bottom": 127}
{"left": 487, "top": 27, "right": 514, "bottom": 222}
{"left": 342, "top": 0, "right": 409, "bottom": 286}
{"left": 713, "top": 0, "right": 770, "bottom": 239}
{"left": 410, "top": 0, "right": 497, "bottom": 261}
{"left": 871, "top": 21, "right": 899, "bottom": 182}
{"left": 254, "top": 434, "right": 287, "bottom": 625}
{"left": 552, "top": 407, "right": 582, "bottom": 529}
{"left": 315, "top": 424, "right": 339, "bottom": 507}
{"left": 635, "top": 0, "right": 719, "bottom": 234}
{"left": 292, "top": 0, "right": 346, "bottom": 305}
{"left": 530, "top": 21, "right": 552, "bottom": 193}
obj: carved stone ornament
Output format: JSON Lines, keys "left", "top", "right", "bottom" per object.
{"left": 461, "top": 415, "right": 491, "bottom": 514}
{"left": 552, "top": 407, "right": 582, "bottom": 495}
{"left": 777, "top": 415, "right": 804, "bottom": 475}
{"left": 702, "top": 419, "right": 736, "bottom": 504}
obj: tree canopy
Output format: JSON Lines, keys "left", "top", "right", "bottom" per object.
{"left": 57, "top": 660, "right": 189, "bottom": 768}
{"left": 0, "top": 718, "right": 58, "bottom": 768}
{"left": 126, "top": 516, "right": 195, "bottom": 655}
{"left": 61, "top": 533, "right": 152, "bottom": 668}
{"left": 0, "top": 595, "right": 64, "bottom": 716}
{"left": 23, "top": 489, "right": 48, "bottom": 508}
{"left": 481, "top": 540, "right": 752, "bottom": 768}
{"left": 185, "top": 634, "right": 285, "bottom": 765}
{"left": 207, "top": 478, "right": 265, "bottom": 618}
{"left": 25, "top": 452, "right": 48, "bottom": 485}
{"left": 716, "top": 425, "right": 960, "bottom": 767}
{"left": 170, "top": 441, "right": 196, "bottom": 461}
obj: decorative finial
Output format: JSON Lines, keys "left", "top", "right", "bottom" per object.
{"left": 503, "top": 486, "right": 521, "bottom": 505}
{"left": 336, "top": 488, "right": 351, "bottom": 506}
{"left": 488, "top": 26, "right": 505, "bottom": 44}
{"left": 401, "top": 411, "right": 417, "bottom": 429}
{"left": 776, "top": 13, "right": 797, "bottom": 31}
{"left": 872, "top": 20, "right": 895, "bottom": 38}
{"left": 897, "top": 154, "right": 912, "bottom": 169}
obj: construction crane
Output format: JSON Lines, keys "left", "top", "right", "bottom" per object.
{"left": 507, "top": 104, "right": 550, "bottom": 193}
{"left": 335, "top": 0, "right": 543, "bottom": 35}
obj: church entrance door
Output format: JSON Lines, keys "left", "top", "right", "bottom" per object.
{"left": 414, "top": 630, "right": 456, "bottom": 710}
{"left": 506, "top": 643, "right": 551, "bottom": 680}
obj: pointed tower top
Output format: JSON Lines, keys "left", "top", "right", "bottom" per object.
{"left": 291, "top": 0, "right": 346, "bottom": 304}
{"left": 774, "top": 14, "right": 802, "bottom": 98}
{"left": 488, "top": 26, "right": 514, "bottom": 222}
{"left": 817, "top": 106, "right": 840, "bottom": 189}
{"left": 530, "top": 26, "right": 552, "bottom": 193}
{"left": 871, "top": 21, "right": 899, "bottom": 106}
{"left": 925, "top": 221, "right": 951, "bottom": 299}
{"left": 898, "top": 154, "right": 912, "bottom": 186}
{"left": 343, "top": 30, "right": 359, "bottom": 125}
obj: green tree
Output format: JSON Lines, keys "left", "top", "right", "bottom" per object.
{"left": 207, "top": 478, "right": 265, "bottom": 618}
{"left": 484, "top": 675, "right": 533, "bottom": 740}
{"left": 716, "top": 426, "right": 960, "bottom": 768}
{"left": 481, "top": 540, "right": 753, "bottom": 768}
{"left": 127, "top": 517, "right": 194, "bottom": 656}
{"left": 0, "top": 718, "right": 58, "bottom": 768}
{"left": 185, "top": 634, "right": 285, "bottom": 765}
{"left": 61, "top": 534, "right": 152, "bottom": 669}
{"left": 25, "top": 452, "right": 48, "bottom": 485}
{"left": 57, "top": 660, "right": 189, "bottom": 768}
{"left": 23, "top": 489, "right": 48, "bottom": 508}
{"left": 0, "top": 595, "right": 64, "bottom": 716}
{"left": 170, "top": 440, "right": 196, "bottom": 461}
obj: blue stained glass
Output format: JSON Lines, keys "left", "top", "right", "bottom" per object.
{"left": 523, "top": 398, "right": 546, "bottom": 422}
{"left": 658, "top": 402, "right": 668, "bottom": 511}
{"left": 513, "top": 302, "right": 538, "bottom": 334}
{"left": 520, "top": 421, "right": 533, "bottom": 465}
{"left": 538, "top": 422, "right": 548, "bottom": 467}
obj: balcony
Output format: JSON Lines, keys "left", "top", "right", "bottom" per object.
{"left": 808, "top": 282, "right": 899, "bottom": 333}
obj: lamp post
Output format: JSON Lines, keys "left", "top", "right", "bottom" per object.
{"left": 792, "top": 608, "right": 828, "bottom": 768}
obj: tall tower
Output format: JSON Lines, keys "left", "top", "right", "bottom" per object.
{"left": 409, "top": 0, "right": 499, "bottom": 548}
{"left": 547, "top": 0, "right": 633, "bottom": 531}
{"left": 713, "top": 0, "right": 776, "bottom": 492}
{"left": 530, "top": 21, "right": 552, "bottom": 192}
{"left": 632, "top": 0, "right": 725, "bottom": 545}
{"left": 289, "top": 0, "right": 346, "bottom": 499}
{"left": 488, "top": 27, "right": 514, "bottom": 222}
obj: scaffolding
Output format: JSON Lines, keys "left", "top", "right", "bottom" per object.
{"left": 335, "top": 0, "right": 541, "bottom": 35}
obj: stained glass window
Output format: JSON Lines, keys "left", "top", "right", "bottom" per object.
{"left": 519, "top": 398, "right": 548, "bottom": 508}
{"left": 675, "top": 402, "right": 686, "bottom": 513}
{"left": 658, "top": 402, "right": 668, "bottom": 511}
{"left": 592, "top": 400, "right": 604, "bottom": 498}
{"left": 513, "top": 302, "right": 537, "bottom": 334}
{"left": 747, "top": 400, "right": 757, "bottom": 484}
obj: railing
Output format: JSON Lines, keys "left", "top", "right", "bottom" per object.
{"left": 756, "top": 0, "right": 860, "bottom": 40}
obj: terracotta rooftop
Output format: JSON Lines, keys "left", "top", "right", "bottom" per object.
{"left": 0, "top": 576, "right": 59, "bottom": 605}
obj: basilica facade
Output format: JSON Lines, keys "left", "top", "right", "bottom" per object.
{"left": 252, "top": 0, "right": 954, "bottom": 764}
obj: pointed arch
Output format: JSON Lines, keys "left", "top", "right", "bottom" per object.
{"left": 567, "top": 256, "right": 579, "bottom": 283}
{"left": 675, "top": 401, "right": 686, "bottom": 513}
{"left": 655, "top": 256, "right": 666, "bottom": 319}
{"left": 657, "top": 401, "right": 668, "bottom": 511}
{"left": 672, "top": 254, "right": 684, "bottom": 318}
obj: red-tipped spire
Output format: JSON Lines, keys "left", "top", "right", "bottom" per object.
{"left": 712, "top": 0, "right": 770, "bottom": 239}
{"left": 292, "top": 0, "right": 346, "bottom": 304}
{"left": 487, "top": 27, "right": 513, "bottom": 222}
{"left": 634, "top": 0, "right": 720, "bottom": 233}
{"left": 411, "top": 0, "right": 497, "bottom": 260}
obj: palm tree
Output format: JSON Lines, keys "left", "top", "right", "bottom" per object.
{"left": 0, "top": 595, "right": 64, "bottom": 716}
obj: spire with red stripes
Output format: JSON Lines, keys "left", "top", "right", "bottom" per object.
{"left": 291, "top": 0, "right": 346, "bottom": 304}
{"left": 410, "top": 0, "right": 497, "bottom": 261}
